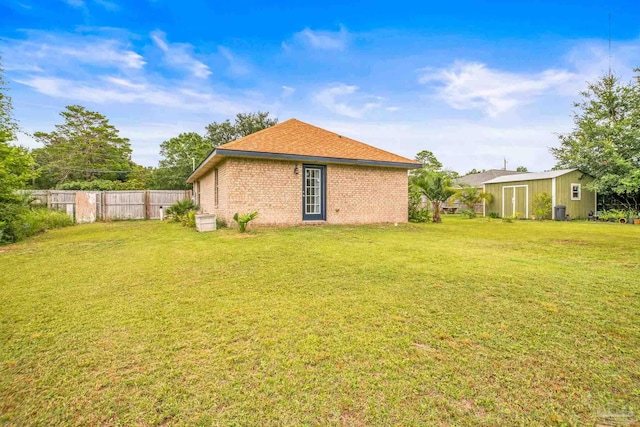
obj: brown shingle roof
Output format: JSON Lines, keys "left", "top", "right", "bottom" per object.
{"left": 188, "top": 118, "right": 419, "bottom": 182}
{"left": 453, "top": 169, "right": 526, "bottom": 187}
{"left": 219, "top": 118, "right": 419, "bottom": 164}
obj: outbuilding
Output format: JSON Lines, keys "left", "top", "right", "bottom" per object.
{"left": 483, "top": 169, "right": 596, "bottom": 220}
{"left": 444, "top": 169, "right": 524, "bottom": 213}
{"left": 188, "top": 119, "right": 421, "bottom": 226}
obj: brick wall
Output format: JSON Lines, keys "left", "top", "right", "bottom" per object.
{"left": 197, "top": 160, "right": 230, "bottom": 216}
{"left": 195, "top": 157, "right": 409, "bottom": 226}
{"left": 326, "top": 163, "right": 408, "bottom": 224}
{"left": 198, "top": 167, "right": 214, "bottom": 214}
{"left": 219, "top": 158, "right": 302, "bottom": 225}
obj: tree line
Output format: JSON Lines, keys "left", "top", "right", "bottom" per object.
{"left": 2, "top": 54, "right": 639, "bottom": 209}
{"left": 30, "top": 107, "right": 278, "bottom": 191}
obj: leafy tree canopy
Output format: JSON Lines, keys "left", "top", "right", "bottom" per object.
{"left": 33, "top": 105, "right": 132, "bottom": 186}
{"left": 551, "top": 73, "right": 640, "bottom": 208}
{"left": 414, "top": 150, "right": 443, "bottom": 171}
{"left": 156, "top": 112, "right": 278, "bottom": 189}
{"left": 205, "top": 112, "right": 278, "bottom": 148}
{"left": 0, "top": 142, "right": 36, "bottom": 201}
{"left": 0, "top": 57, "right": 19, "bottom": 143}
{"left": 0, "top": 56, "right": 36, "bottom": 201}
{"left": 516, "top": 166, "right": 528, "bottom": 172}
{"left": 156, "top": 132, "right": 211, "bottom": 190}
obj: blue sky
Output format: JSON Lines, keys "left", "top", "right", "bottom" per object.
{"left": 2, "top": 0, "right": 640, "bottom": 172}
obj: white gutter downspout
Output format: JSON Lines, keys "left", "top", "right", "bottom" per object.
{"left": 551, "top": 177, "right": 557, "bottom": 220}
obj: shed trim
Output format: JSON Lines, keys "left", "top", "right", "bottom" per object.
{"left": 551, "top": 177, "right": 557, "bottom": 220}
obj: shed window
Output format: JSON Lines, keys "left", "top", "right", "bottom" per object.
{"left": 571, "top": 183, "right": 581, "bottom": 201}
{"left": 214, "top": 168, "right": 219, "bottom": 207}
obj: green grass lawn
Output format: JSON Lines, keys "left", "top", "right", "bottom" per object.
{"left": 1, "top": 218, "right": 639, "bottom": 426}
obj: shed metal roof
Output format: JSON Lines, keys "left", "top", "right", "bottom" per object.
{"left": 483, "top": 169, "right": 578, "bottom": 184}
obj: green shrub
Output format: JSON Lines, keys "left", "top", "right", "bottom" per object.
{"left": 0, "top": 201, "right": 29, "bottom": 244}
{"left": 459, "top": 209, "right": 476, "bottom": 219}
{"left": 184, "top": 210, "right": 196, "bottom": 228}
{"left": 32, "top": 208, "right": 74, "bottom": 229}
{"left": 488, "top": 212, "right": 500, "bottom": 219}
{"left": 408, "top": 189, "right": 430, "bottom": 223}
{"left": 166, "top": 200, "right": 198, "bottom": 226}
{"left": 216, "top": 217, "right": 227, "bottom": 229}
{"left": 233, "top": 211, "right": 259, "bottom": 232}
{"left": 0, "top": 203, "right": 73, "bottom": 245}
{"left": 409, "top": 206, "right": 431, "bottom": 223}
{"left": 599, "top": 209, "right": 637, "bottom": 222}
{"left": 533, "top": 192, "right": 552, "bottom": 220}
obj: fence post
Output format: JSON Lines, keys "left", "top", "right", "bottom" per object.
{"left": 101, "top": 192, "right": 107, "bottom": 221}
{"left": 46, "top": 190, "right": 51, "bottom": 209}
{"left": 97, "top": 191, "right": 103, "bottom": 220}
{"left": 145, "top": 190, "right": 150, "bottom": 220}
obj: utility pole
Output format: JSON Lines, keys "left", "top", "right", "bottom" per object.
{"left": 503, "top": 158, "right": 507, "bottom": 170}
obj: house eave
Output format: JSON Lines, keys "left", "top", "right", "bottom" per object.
{"left": 187, "top": 149, "right": 421, "bottom": 182}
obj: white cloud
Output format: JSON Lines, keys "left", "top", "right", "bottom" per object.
{"left": 63, "top": 0, "right": 119, "bottom": 11}
{"left": 281, "top": 85, "right": 295, "bottom": 98}
{"left": 15, "top": 75, "right": 246, "bottom": 115}
{"left": 313, "top": 83, "right": 384, "bottom": 118}
{"left": 93, "top": 0, "right": 119, "bottom": 11}
{"left": 0, "top": 32, "right": 145, "bottom": 71}
{"left": 419, "top": 61, "right": 575, "bottom": 117}
{"left": 313, "top": 118, "right": 572, "bottom": 173}
{"left": 563, "top": 38, "right": 640, "bottom": 91}
{"left": 386, "top": 106, "right": 400, "bottom": 112}
{"left": 218, "top": 46, "right": 249, "bottom": 76}
{"left": 150, "top": 30, "right": 211, "bottom": 78}
{"left": 102, "top": 76, "right": 147, "bottom": 90}
{"left": 293, "top": 26, "right": 349, "bottom": 51}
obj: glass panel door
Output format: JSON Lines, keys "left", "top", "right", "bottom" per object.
{"left": 302, "top": 165, "right": 326, "bottom": 220}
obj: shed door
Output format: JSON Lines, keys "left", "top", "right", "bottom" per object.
{"left": 503, "top": 186, "right": 528, "bottom": 218}
{"left": 503, "top": 187, "right": 514, "bottom": 217}
{"left": 515, "top": 187, "right": 527, "bottom": 217}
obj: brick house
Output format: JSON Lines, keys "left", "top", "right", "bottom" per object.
{"left": 187, "top": 119, "right": 420, "bottom": 226}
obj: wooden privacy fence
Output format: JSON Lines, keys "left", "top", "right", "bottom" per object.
{"left": 27, "top": 190, "right": 192, "bottom": 223}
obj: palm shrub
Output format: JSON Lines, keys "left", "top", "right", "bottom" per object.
{"left": 455, "top": 185, "right": 493, "bottom": 218}
{"left": 233, "top": 211, "right": 259, "bottom": 232}
{"left": 410, "top": 170, "right": 456, "bottom": 223}
{"left": 166, "top": 199, "right": 198, "bottom": 227}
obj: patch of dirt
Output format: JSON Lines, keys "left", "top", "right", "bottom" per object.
{"left": 413, "top": 343, "right": 437, "bottom": 352}
{"left": 552, "top": 239, "right": 589, "bottom": 246}
{"left": 221, "top": 233, "right": 260, "bottom": 239}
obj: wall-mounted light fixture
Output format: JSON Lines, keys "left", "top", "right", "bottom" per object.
{"left": 294, "top": 165, "right": 299, "bottom": 175}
